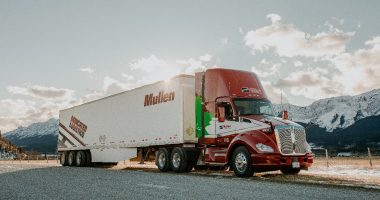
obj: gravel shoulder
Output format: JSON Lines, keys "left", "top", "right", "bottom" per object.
{"left": 1, "top": 162, "right": 379, "bottom": 200}
{"left": 1, "top": 159, "right": 380, "bottom": 190}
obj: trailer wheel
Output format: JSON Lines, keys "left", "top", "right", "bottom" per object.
{"left": 156, "top": 148, "right": 171, "bottom": 172}
{"left": 231, "top": 146, "right": 254, "bottom": 177}
{"left": 60, "top": 152, "right": 69, "bottom": 166}
{"left": 67, "top": 151, "right": 76, "bottom": 166}
{"left": 280, "top": 168, "right": 300, "bottom": 175}
{"left": 85, "top": 151, "right": 92, "bottom": 167}
{"left": 170, "top": 147, "right": 188, "bottom": 172}
{"left": 76, "top": 151, "right": 86, "bottom": 167}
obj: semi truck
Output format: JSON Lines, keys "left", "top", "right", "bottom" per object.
{"left": 58, "top": 68, "right": 313, "bottom": 177}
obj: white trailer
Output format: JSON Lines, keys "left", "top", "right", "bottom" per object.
{"left": 58, "top": 75, "right": 196, "bottom": 165}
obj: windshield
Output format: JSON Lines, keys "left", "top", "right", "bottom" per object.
{"left": 233, "top": 98, "right": 274, "bottom": 116}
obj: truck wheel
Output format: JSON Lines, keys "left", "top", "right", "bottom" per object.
{"left": 231, "top": 146, "right": 254, "bottom": 177}
{"left": 156, "top": 148, "right": 170, "bottom": 172}
{"left": 60, "top": 152, "right": 69, "bottom": 166}
{"left": 76, "top": 151, "right": 86, "bottom": 167}
{"left": 85, "top": 151, "right": 92, "bottom": 167}
{"left": 170, "top": 147, "right": 188, "bottom": 172}
{"left": 67, "top": 151, "right": 76, "bottom": 166}
{"left": 280, "top": 168, "right": 301, "bottom": 175}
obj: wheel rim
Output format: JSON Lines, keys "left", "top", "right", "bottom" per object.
{"left": 68, "top": 152, "right": 74, "bottom": 165}
{"left": 60, "top": 153, "right": 65, "bottom": 164}
{"left": 76, "top": 152, "right": 82, "bottom": 165}
{"left": 172, "top": 152, "right": 181, "bottom": 169}
{"left": 235, "top": 152, "right": 247, "bottom": 172}
{"left": 158, "top": 152, "right": 166, "bottom": 168}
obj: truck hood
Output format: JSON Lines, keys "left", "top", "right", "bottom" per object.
{"left": 241, "top": 115, "right": 304, "bottom": 128}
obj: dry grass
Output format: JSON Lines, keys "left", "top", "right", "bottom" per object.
{"left": 312, "top": 156, "right": 380, "bottom": 168}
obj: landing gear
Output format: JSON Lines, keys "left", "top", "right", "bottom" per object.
{"left": 231, "top": 146, "right": 254, "bottom": 177}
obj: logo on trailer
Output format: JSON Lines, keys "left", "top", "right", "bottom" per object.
{"left": 69, "top": 116, "right": 87, "bottom": 137}
{"left": 144, "top": 91, "right": 175, "bottom": 107}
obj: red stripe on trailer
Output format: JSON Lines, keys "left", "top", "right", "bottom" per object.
{"left": 59, "top": 131, "right": 76, "bottom": 146}
{"left": 59, "top": 123, "right": 87, "bottom": 146}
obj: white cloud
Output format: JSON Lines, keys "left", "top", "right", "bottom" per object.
{"left": 294, "top": 60, "right": 303, "bottom": 67}
{"left": 130, "top": 55, "right": 170, "bottom": 73}
{"left": 0, "top": 98, "right": 72, "bottom": 132}
{"left": 199, "top": 54, "right": 212, "bottom": 62}
{"left": 261, "top": 81, "right": 288, "bottom": 104}
{"left": 177, "top": 58, "right": 206, "bottom": 73}
{"left": 244, "top": 14, "right": 354, "bottom": 58}
{"left": 7, "top": 85, "right": 75, "bottom": 102}
{"left": 260, "top": 58, "right": 269, "bottom": 65}
{"left": 79, "top": 67, "right": 94, "bottom": 74}
{"left": 330, "top": 36, "right": 380, "bottom": 94}
{"left": 274, "top": 68, "right": 344, "bottom": 99}
{"left": 238, "top": 27, "right": 244, "bottom": 35}
{"left": 266, "top": 13, "right": 282, "bottom": 24}
{"left": 221, "top": 37, "right": 229, "bottom": 45}
{"left": 121, "top": 73, "right": 134, "bottom": 81}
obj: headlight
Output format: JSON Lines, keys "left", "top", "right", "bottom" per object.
{"left": 255, "top": 143, "right": 274, "bottom": 153}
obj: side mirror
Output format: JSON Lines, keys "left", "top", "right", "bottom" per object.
{"left": 217, "top": 106, "right": 226, "bottom": 122}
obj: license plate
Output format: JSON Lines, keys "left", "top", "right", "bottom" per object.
{"left": 292, "top": 162, "right": 300, "bottom": 168}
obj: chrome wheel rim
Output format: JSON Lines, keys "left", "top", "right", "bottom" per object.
{"left": 172, "top": 152, "right": 181, "bottom": 169}
{"left": 235, "top": 153, "right": 247, "bottom": 172}
{"left": 68, "top": 153, "right": 74, "bottom": 165}
{"left": 60, "top": 154, "right": 65, "bottom": 164}
{"left": 76, "top": 153, "right": 82, "bottom": 165}
{"left": 158, "top": 152, "right": 166, "bottom": 167}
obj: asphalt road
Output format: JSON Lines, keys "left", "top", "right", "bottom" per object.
{"left": 0, "top": 166, "right": 379, "bottom": 200}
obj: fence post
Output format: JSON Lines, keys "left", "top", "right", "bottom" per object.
{"left": 325, "top": 149, "right": 329, "bottom": 168}
{"left": 19, "top": 156, "right": 21, "bottom": 163}
{"left": 368, "top": 147, "right": 373, "bottom": 168}
{"left": 28, "top": 155, "right": 29, "bottom": 163}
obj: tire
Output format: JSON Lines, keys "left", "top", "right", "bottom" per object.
{"left": 231, "top": 146, "right": 254, "bottom": 177}
{"left": 155, "top": 148, "right": 171, "bottom": 172}
{"left": 67, "top": 151, "right": 76, "bottom": 166}
{"left": 85, "top": 151, "right": 92, "bottom": 167}
{"left": 185, "top": 160, "right": 196, "bottom": 172}
{"left": 280, "top": 168, "right": 301, "bottom": 175}
{"left": 76, "top": 151, "right": 86, "bottom": 167}
{"left": 60, "top": 152, "right": 69, "bottom": 166}
{"left": 170, "top": 147, "right": 188, "bottom": 173}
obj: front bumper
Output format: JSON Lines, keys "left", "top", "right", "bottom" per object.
{"left": 251, "top": 153, "right": 313, "bottom": 172}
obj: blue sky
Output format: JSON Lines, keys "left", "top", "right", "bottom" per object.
{"left": 1, "top": 0, "right": 379, "bottom": 132}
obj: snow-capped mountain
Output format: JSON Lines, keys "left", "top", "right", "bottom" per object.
{"left": 273, "top": 89, "right": 380, "bottom": 132}
{"left": 4, "top": 118, "right": 58, "bottom": 153}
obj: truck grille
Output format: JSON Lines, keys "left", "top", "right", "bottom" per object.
{"left": 276, "top": 127, "right": 307, "bottom": 155}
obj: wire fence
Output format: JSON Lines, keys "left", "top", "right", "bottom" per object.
{"left": 312, "top": 147, "right": 380, "bottom": 168}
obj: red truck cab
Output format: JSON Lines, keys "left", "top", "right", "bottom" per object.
{"left": 195, "top": 68, "right": 313, "bottom": 177}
